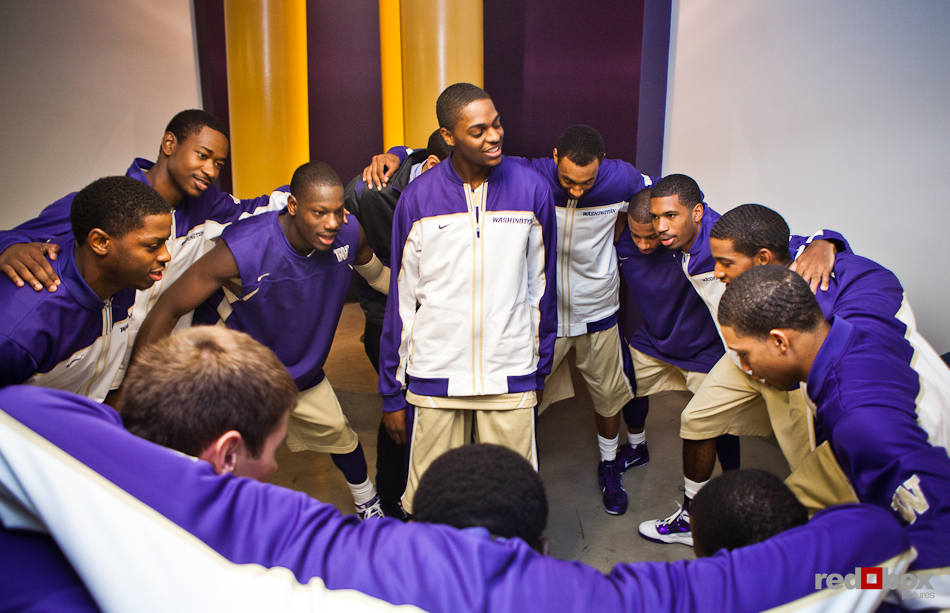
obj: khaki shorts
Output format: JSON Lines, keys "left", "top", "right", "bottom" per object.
{"left": 401, "top": 403, "right": 537, "bottom": 514}
{"left": 538, "top": 325, "right": 633, "bottom": 417}
{"left": 629, "top": 347, "right": 706, "bottom": 397}
{"left": 284, "top": 378, "right": 360, "bottom": 455}
{"left": 784, "top": 441, "right": 858, "bottom": 516}
{"left": 680, "top": 354, "right": 811, "bottom": 472}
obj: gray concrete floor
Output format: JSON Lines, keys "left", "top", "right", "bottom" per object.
{"left": 270, "top": 303, "right": 791, "bottom": 572}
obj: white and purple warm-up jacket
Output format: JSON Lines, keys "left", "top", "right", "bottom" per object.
{"left": 378, "top": 155, "right": 557, "bottom": 412}
{"left": 510, "top": 157, "right": 652, "bottom": 337}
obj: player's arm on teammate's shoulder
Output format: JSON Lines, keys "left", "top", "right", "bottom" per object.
{"left": 361, "top": 146, "right": 409, "bottom": 191}
{"left": 131, "top": 241, "right": 239, "bottom": 358}
{"left": 790, "top": 239, "right": 838, "bottom": 293}
{"left": 790, "top": 228, "right": 850, "bottom": 293}
{"left": 0, "top": 242, "right": 62, "bottom": 291}
{"left": 0, "top": 191, "right": 101, "bottom": 291}
{"left": 353, "top": 223, "right": 390, "bottom": 295}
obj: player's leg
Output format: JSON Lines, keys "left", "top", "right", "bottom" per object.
{"left": 639, "top": 355, "right": 769, "bottom": 546}
{"left": 618, "top": 347, "right": 692, "bottom": 472}
{"left": 362, "top": 317, "right": 409, "bottom": 519}
{"left": 538, "top": 335, "right": 575, "bottom": 414}
{"left": 472, "top": 407, "right": 538, "bottom": 470}
{"left": 286, "top": 379, "right": 383, "bottom": 519}
{"left": 400, "top": 406, "right": 468, "bottom": 516}
{"left": 573, "top": 327, "right": 634, "bottom": 515}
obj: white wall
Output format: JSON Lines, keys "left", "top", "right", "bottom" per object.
{"left": 0, "top": 0, "right": 200, "bottom": 227}
{"left": 664, "top": 0, "right": 950, "bottom": 352}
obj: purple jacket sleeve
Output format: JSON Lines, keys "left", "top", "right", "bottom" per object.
{"left": 0, "top": 386, "right": 915, "bottom": 613}
{"left": 377, "top": 190, "right": 415, "bottom": 412}
{"left": 386, "top": 146, "right": 412, "bottom": 163}
{"left": 788, "top": 228, "right": 851, "bottom": 258}
{"left": 533, "top": 185, "right": 558, "bottom": 388}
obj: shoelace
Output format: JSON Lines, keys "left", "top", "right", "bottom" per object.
{"left": 659, "top": 505, "right": 686, "bottom": 526}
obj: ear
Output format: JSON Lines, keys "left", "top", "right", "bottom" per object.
{"left": 769, "top": 329, "right": 792, "bottom": 353}
{"left": 87, "top": 228, "right": 111, "bottom": 256}
{"left": 198, "top": 430, "right": 243, "bottom": 475}
{"left": 691, "top": 202, "right": 705, "bottom": 224}
{"left": 439, "top": 126, "right": 455, "bottom": 148}
{"left": 421, "top": 154, "right": 442, "bottom": 172}
{"left": 159, "top": 131, "right": 179, "bottom": 158}
{"left": 538, "top": 536, "right": 551, "bottom": 556}
{"left": 552, "top": 148, "right": 560, "bottom": 165}
{"left": 286, "top": 194, "right": 297, "bottom": 216}
{"left": 754, "top": 248, "right": 774, "bottom": 265}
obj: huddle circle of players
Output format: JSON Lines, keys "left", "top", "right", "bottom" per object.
{"left": 1, "top": 82, "right": 948, "bottom": 611}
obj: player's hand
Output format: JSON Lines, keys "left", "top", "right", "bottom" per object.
{"left": 0, "top": 242, "right": 62, "bottom": 291}
{"left": 362, "top": 153, "right": 401, "bottom": 191}
{"left": 789, "top": 239, "right": 835, "bottom": 293}
{"left": 382, "top": 408, "right": 407, "bottom": 444}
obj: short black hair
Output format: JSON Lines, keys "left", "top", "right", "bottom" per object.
{"left": 652, "top": 173, "right": 704, "bottom": 207}
{"left": 436, "top": 83, "right": 491, "bottom": 130}
{"left": 164, "top": 109, "right": 229, "bottom": 141}
{"left": 555, "top": 124, "right": 605, "bottom": 167}
{"left": 70, "top": 176, "right": 171, "bottom": 245}
{"left": 121, "top": 327, "right": 297, "bottom": 458}
{"left": 290, "top": 161, "right": 343, "bottom": 201}
{"left": 711, "top": 204, "right": 791, "bottom": 263}
{"left": 718, "top": 265, "right": 825, "bottom": 338}
{"left": 413, "top": 444, "right": 548, "bottom": 551}
{"left": 426, "top": 129, "right": 452, "bottom": 161}
{"left": 628, "top": 187, "right": 654, "bottom": 224}
{"left": 690, "top": 469, "right": 807, "bottom": 557}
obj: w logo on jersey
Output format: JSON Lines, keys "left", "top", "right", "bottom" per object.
{"left": 333, "top": 245, "right": 349, "bottom": 262}
{"left": 891, "top": 474, "right": 930, "bottom": 523}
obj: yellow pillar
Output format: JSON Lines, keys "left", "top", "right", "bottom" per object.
{"left": 399, "top": 0, "right": 483, "bottom": 148}
{"left": 224, "top": 0, "right": 309, "bottom": 197}
{"left": 379, "top": 0, "right": 405, "bottom": 151}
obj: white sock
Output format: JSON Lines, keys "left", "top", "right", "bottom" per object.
{"left": 683, "top": 476, "right": 708, "bottom": 502}
{"left": 598, "top": 434, "right": 619, "bottom": 462}
{"left": 347, "top": 478, "right": 377, "bottom": 506}
{"left": 627, "top": 430, "right": 646, "bottom": 446}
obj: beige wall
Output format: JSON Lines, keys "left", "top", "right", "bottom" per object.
{"left": 664, "top": 0, "right": 950, "bottom": 351}
{"left": 0, "top": 0, "right": 200, "bottom": 227}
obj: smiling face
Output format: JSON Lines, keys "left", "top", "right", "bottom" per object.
{"left": 721, "top": 325, "right": 800, "bottom": 390}
{"left": 441, "top": 98, "right": 504, "bottom": 176}
{"left": 627, "top": 217, "right": 661, "bottom": 254}
{"left": 286, "top": 184, "right": 346, "bottom": 252}
{"left": 650, "top": 194, "right": 704, "bottom": 252}
{"left": 105, "top": 213, "right": 172, "bottom": 290}
{"left": 164, "top": 126, "right": 229, "bottom": 198}
{"left": 554, "top": 154, "right": 600, "bottom": 200}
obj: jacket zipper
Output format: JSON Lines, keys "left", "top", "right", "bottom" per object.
{"left": 82, "top": 298, "right": 112, "bottom": 397}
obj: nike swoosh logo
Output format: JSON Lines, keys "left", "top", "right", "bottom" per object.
{"left": 619, "top": 256, "right": 630, "bottom": 261}
{"left": 257, "top": 273, "right": 271, "bottom": 282}
{"left": 438, "top": 224, "right": 449, "bottom": 230}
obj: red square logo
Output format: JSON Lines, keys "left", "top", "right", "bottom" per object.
{"left": 860, "top": 567, "right": 883, "bottom": 589}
